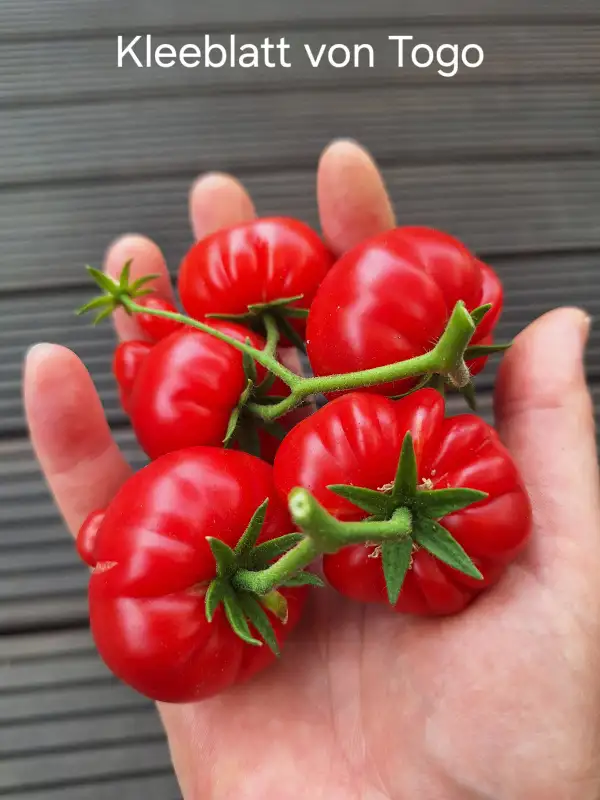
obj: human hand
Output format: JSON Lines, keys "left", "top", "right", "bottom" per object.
{"left": 24, "top": 141, "right": 600, "bottom": 800}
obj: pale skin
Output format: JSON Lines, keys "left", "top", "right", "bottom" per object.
{"left": 24, "top": 140, "right": 600, "bottom": 800}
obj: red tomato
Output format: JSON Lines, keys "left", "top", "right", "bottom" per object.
{"left": 136, "top": 296, "right": 184, "bottom": 342}
{"left": 119, "top": 321, "right": 306, "bottom": 462}
{"left": 112, "top": 340, "right": 152, "bottom": 414}
{"left": 178, "top": 217, "right": 335, "bottom": 341}
{"left": 78, "top": 448, "right": 307, "bottom": 702}
{"left": 306, "top": 227, "right": 503, "bottom": 396}
{"left": 274, "top": 390, "right": 531, "bottom": 616}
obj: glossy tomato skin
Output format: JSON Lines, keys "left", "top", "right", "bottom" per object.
{"left": 117, "top": 322, "right": 307, "bottom": 463}
{"left": 178, "top": 217, "right": 335, "bottom": 339}
{"left": 274, "top": 390, "right": 531, "bottom": 616}
{"left": 306, "top": 227, "right": 504, "bottom": 397}
{"left": 136, "top": 296, "right": 184, "bottom": 342}
{"left": 78, "top": 448, "right": 307, "bottom": 703}
{"left": 112, "top": 340, "right": 152, "bottom": 414}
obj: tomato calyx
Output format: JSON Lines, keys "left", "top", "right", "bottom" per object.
{"left": 323, "top": 433, "right": 488, "bottom": 604}
{"left": 204, "top": 499, "right": 321, "bottom": 654}
{"left": 207, "top": 294, "right": 309, "bottom": 352}
{"left": 76, "top": 262, "right": 160, "bottom": 324}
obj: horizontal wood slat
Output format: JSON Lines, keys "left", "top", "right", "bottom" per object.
{"left": 3, "top": 0, "right": 598, "bottom": 37}
{"left": 1, "top": 160, "right": 599, "bottom": 295}
{"left": 2, "top": 83, "right": 598, "bottom": 184}
{"left": 1, "top": 25, "right": 598, "bottom": 105}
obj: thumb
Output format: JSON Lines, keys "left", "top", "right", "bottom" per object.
{"left": 494, "top": 307, "right": 600, "bottom": 583}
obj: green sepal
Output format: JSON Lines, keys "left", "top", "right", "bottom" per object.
{"left": 392, "top": 432, "right": 418, "bottom": 500}
{"left": 93, "top": 306, "right": 118, "bottom": 325}
{"left": 76, "top": 295, "right": 113, "bottom": 316}
{"left": 389, "top": 373, "right": 432, "bottom": 400}
{"left": 86, "top": 266, "right": 119, "bottom": 295}
{"left": 464, "top": 342, "right": 512, "bottom": 358}
{"left": 258, "top": 589, "right": 289, "bottom": 622}
{"left": 118, "top": 259, "right": 132, "bottom": 289}
{"left": 417, "top": 488, "right": 488, "bottom": 519}
{"left": 247, "top": 295, "right": 305, "bottom": 313}
{"left": 327, "top": 485, "right": 394, "bottom": 517}
{"left": 459, "top": 380, "right": 478, "bottom": 411}
{"left": 223, "top": 589, "right": 262, "bottom": 647}
{"left": 381, "top": 538, "right": 413, "bottom": 605}
{"left": 130, "top": 273, "right": 161, "bottom": 292}
{"left": 203, "top": 499, "right": 308, "bottom": 652}
{"left": 78, "top": 262, "right": 161, "bottom": 325}
{"left": 283, "top": 307, "right": 310, "bottom": 319}
{"left": 250, "top": 533, "right": 303, "bottom": 567}
{"left": 280, "top": 572, "right": 325, "bottom": 588}
{"left": 234, "top": 499, "right": 269, "bottom": 558}
{"left": 238, "top": 593, "right": 280, "bottom": 656}
{"left": 207, "top": 537, "right": 237, "bottom": 578}
{"left": 412, "top": 518, "right": 483, "bottom": 580}
{"left": 469, "top": 304, "right": 492, "bottom": 327}
{"left": 223, "top": 406, "right": 242, "bottom": 447}
{"left": 242, "top": 340, "right": 258, "bottom": 384}
{"left": 274, "top": 314, "right": 307, "bottom": 353}
{"left": 205, "top": 579, "right": 227, "bottom": 623}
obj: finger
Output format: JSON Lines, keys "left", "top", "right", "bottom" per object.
{"left": 189, "top": 172, "right": 256, "bottom": 241}
{"left": 104, "top": 234, "right": 175, "bottom": 342}
{"left": 24, "top": 343, "right": 131, "bottom": 536}
{"left": 494, "top": 308, "right": 600, "bottom": 579}
{"left": 317, "top": 139, "right": 396, "bottom": 256}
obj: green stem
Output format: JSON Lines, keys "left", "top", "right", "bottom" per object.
{"left": 124, "top": 298, "right": 476, "bottom": 420}
{"left": 232, "top": 489, "right": 412, "bottom": 595}
{"left": 262, "top": 313, "right": 280, "bottom": 359}
{"left": 431, "top": 301, "right": 475, "bottom": 388}
{"left": 123, "top": 298, "right": 300, "bottom": 387}
{"left": 249, "top": 302, "right": 476, "bottom": 421}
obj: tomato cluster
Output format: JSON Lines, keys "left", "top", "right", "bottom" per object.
{"left": 77, "top": 219, "right": 532, "bottom": 702}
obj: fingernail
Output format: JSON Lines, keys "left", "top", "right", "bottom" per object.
{"left": 25, "top": 342, "right": 54, "bottom": 363}
{"left": 580, "top": 313, "right": 592, "bottom": 347}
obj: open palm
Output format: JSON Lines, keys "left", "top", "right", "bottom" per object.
{"left": 25, "top": 141, "right": 600, "bottom": 800}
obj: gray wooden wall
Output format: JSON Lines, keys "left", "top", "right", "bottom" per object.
{"left": 1, "top": 2, "right": 599, "bottom": 797}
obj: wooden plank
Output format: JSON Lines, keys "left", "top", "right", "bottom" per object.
{"left": 0, "top": 598, "right": 88, "bottom": 632}
{"left": 0, "top": 677, "right": 147, "bottom": 724}
{"left": 0, "top": 629, "right": 94, "bottom": 660}
{"left": 3, "top": 0, "right": 598, "bottom": 37}
{"left": 14, "top": 773, "right": 180, "bottom": 800}
{"left": 2, "top": 83, "right": 598, "bottom": 184}
{"left": 1, "top": 160, "right": 599, "bottom": 296}
{"left": 1, "top": 25, "right": 598, "bottom": 104}
{"left": 0, "top": 707, "right": 160, "bottom": 756}
{"left": 0, "top": 741, "right": 172, "bottom": 791}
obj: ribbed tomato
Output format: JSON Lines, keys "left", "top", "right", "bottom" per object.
{"left": 306, "top": 227, "right": 503, "bottom": 396}
{"left": 113, "top": 322, "right": 307, "bottom": 463}
{"left": 77, "top": 448, "right": 307, "bottom": 702}
{"left": 274, "top": 390, "right": 531, "bottom": 616}
{"left": 178, "top": 217, "right": 335, "bottom": 343}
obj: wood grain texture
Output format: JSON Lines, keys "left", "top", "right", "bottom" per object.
{"left": 1, "top": 160, "right": 599, "bottom": 295}
{"left": 2, "top": 25, "right": 598, "bottom": 104}
{"left": 2, "top": 84, "right": 599, "bottom": 184}
{"left": 3, "top": 0, "right": 599, "bottom": 37}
